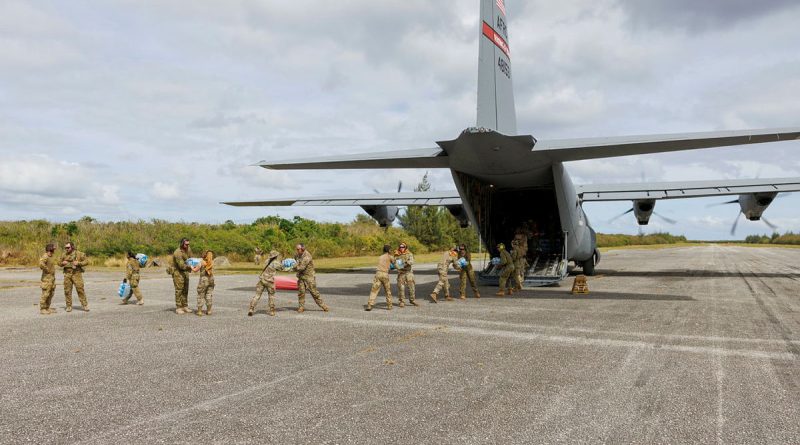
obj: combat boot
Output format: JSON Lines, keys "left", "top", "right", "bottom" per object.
{"left": 506, "top": 288, "right": 513, "bottom": 296}
{"left": 65, "top": 306, "right": 72, "bottom": 312}
{"left": 410, "top": 300, "right": 419, "bottom": 307}
{"left": 176, "top": 307, "right": 185, "bottom": 314}
{"left": 206, "top": 306, "right": 212, "bottom": 316}
{"left": 475, "top": 292, "right": 481, "bottom": 299}
{"left": 39, "top": 309, "right": 49, "bottom": 315}
{"left": 459, "top": 294, "right": 466, "bottom": 300}
{"left": 137, "top": 300, "right": 144, "bottom": 305}
{"left": 321, "top": 305, "right": 330, "bottom": 312}
{"left": 430, "top": 294, "right": 438, "bottom": 303}
{"left": 196, "top": 309, "right": 204, "bottom": 316}
{"left": 398, "top": 301, "right": 405, "bottom": 308}
{"left": 48, "top": 308, "right": 57, "bottom": 314}
{"left": 365, "top": 304, "right": 373, "bottom": 311}
{"left": 248, "top": 307, "right": 254, "bottom": 316}
{"left": 386, "top": 304, "right": 392, "bottom": 311}
{"left": 495, "top": 290, "right": 505, "bottom": 297}
{"left": 119, "top": 300, "right": 128, "bottom": 305}
{"left": 83, "top": 307, "right": 90, "bottom": 312}
{"left": 269, "top": 307, "right": 276, "bottom": 316}
{"left": 297, "top": 306, "right": 305, "bottom": 313}
{"left": 445, "top": 295, "right": 454, "bottom": 301}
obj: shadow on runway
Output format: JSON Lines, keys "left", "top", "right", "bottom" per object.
{"left": 595, "top": 269, "right": 798, "bottom": 279}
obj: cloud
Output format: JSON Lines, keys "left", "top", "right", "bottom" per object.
{"left": 150, "top": 182, "right": 181, "bottom": 200}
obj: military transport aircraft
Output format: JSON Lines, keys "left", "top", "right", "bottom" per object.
{"left": 225, "top": 0, "right": 800, "bottom": 286}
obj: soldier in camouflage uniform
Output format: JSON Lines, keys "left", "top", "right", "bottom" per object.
{"left": 194, "top": 250, "right": 215, "bottom": 316}
{"left": 254, "top": 247, "right": 263, "bottom": 265}
{"left": 294, "top": 244, "right": 330, "bottom": 313}
{"left": 430, "top": 247, "right": 458, "bottom": 303}
{"left": 249, "top": 250, "right": 281, "bottom": 317}
{"left": 366, "top": 245, "right": 395, "bottom": 311}
{"left": 60, "top": 242, "right": 89, "bottom": 312}
{"left": 39, "top": 243, "right": 57, "bottom": 315}
{"left": 511, "top": 238, "right": 527, "bottom": 291}
{"left": 457, "top": 244, "right": 480, "bottom": 299}
{"left": 495, "top": 243, "right": 515, "bottom": 296}
{"left": 120, "top": 251, "right": 144, "bottom": 305}
{"left": 171, "top": 238, "right": 193, "bottom": 314}
{"left": 395, "top": 242, "right": 418, "bottom": 307}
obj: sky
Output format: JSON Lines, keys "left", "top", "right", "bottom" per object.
{"left": 1, "top": 0, "right": 799, "bottom": 240}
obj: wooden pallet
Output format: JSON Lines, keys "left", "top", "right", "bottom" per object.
{"left": 571, "top": 275, "right": 589, "bottom": 294}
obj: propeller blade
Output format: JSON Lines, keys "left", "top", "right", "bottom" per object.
{"left": 730, "top": 212, "right": 740, "bottom": 236}
{"left": 397, "top": 180, "right": 403, "bottom": 193}
{"left": 653, "top": 211, "right": 677, "bottom": 225}
{"left": 762, "top": 217, "right": 778, "bottom": 230}
{"left": 608, "top": 208, "right": 634, "bottom": 223}
{"left": 707, "top": 199, "right": 740, "bottom": 208}
{"left": 372, "top": 188, "right": 380, "bottom": 194}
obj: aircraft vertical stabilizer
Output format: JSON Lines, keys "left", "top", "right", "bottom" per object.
{"left": 477, "top": 0, "right": 517, "bottom": 135}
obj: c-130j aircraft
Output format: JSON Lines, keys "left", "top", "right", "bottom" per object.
{"left": 226, "top": 0, "right": 800, "bottom": 286}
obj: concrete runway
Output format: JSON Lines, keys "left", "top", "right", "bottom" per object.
{"left": 0, "top": 245, "right": 798, "bottom": 444}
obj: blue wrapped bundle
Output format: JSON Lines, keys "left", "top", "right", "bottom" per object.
{"left": 491, "top": 257, "right": 501, "bottom": 266}
{"left": 135, "top": 254, "right": 148, "bottom": 267}
{"left": 282, "top": 258, "right": 297, "bottom": 270}
{"left": 457, "top": 258, "right": 468, "bottom": 268}
{"left": 118, "top": 281, "right": 131, "bottom": 299}
{"left": 395, "top": 259, "right": 404, "bottom": 270}
{"left": 186, "top": 258, "right": 201, "bottom": 268}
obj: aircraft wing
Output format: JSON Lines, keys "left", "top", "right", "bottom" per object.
{"left": 223, "top": 191, "right": 462, "bottom": 207}
{"left": 257, "top": 148, "right": 450, "bottom": 170}
{"left": 577, "top": 177, "right": 800, "bottom": 202}
{"left": 535, "top": 127, "right": 800, "bottom": 161}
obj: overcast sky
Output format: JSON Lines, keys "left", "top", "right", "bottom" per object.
{"left": 1, "top": 0, "right": 799, "bottom": 240}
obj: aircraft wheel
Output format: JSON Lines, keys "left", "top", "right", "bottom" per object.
{"left": 582, "top": 255, "right": 596, "bottom": 276}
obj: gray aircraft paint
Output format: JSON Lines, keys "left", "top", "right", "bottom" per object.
{"left": 477, "top": 0, "right": 516, "bottom": 135}
{"left": 224, "top": 0, "right": 800, "bottom": 284}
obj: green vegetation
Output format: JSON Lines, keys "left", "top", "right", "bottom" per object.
{"left": 596, "top": 232, "right": 688, "bottom": 248}
{"left": 744, "top": 232, "right": 800, "bottom": 245}
{"left": 0, "top": 216, "right": 426, "bottom": 266}
{"left": 398, "top": 173, "right": 480, "bottom": 250}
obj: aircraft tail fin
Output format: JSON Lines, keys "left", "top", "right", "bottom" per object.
{"left": 477, "top": 0, "right": 517, "bottom": 135}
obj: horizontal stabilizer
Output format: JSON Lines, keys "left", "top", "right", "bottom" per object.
{"left": 223, "top": 191, "right": 462, "bottom": 207}
{"left": 578, "top": 177, "right": 800, "bottom": 202}
{"left": 259, "top": 148, "right": 449, "bottom": 170}
{"left": 536, "top": 128, "right": 800, "bottom": 162}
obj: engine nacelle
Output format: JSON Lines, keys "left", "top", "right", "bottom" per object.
{"left": 633, "top": 199, "right": 656, "bottom": 225}
{"left": 361, "top": 205, "right": 399, "bottom": 228}
{"left": 446, "top": 205, "right": 470, "bottom": 228}
{"left": 738, "top": 192, "right": 778, "bottom": 221}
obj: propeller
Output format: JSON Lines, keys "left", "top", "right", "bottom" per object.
{"left": 710, "top": 198, "right": 779, "bottom": 235}
{"left": 653, "top": 212, "right": 677, "bottom": 225}
{"left": 608, "top": 208, "right": 633, "bottom": 223}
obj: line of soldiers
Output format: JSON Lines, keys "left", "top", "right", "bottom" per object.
{"left": 37, "top": 237, "right": 527, "bottom": 317}
{"left": 366, "top": 242, "right": 483, "bottom": 311}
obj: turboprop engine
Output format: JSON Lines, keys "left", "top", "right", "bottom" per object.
{"left": 711, "top": 192, "right": 779, "bottom": 235}
{"left": 361, "top": 205, "right": 400, "bottom": 228}
{"left": 446, "top": 205, "right": 470, "bottom": 228}
{"left": 609, "top": 199, "right": 676, "bottom": 226}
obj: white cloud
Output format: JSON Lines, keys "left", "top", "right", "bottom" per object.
{"left": 150, "top": 182, "right": 180, "bottom": 200}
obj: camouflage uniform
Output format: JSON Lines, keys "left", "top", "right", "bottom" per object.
{"left": 497, "top": 247, "right": 516, "bottom": 295}
{"left": 122, "top": 257, "right": 143, "bottom": 304}
{"left": 196, "top": 260, "right": 215, "bottom": 314}
{"left": 367, "top": 253, "right": 395, "bottom": 310}
{"left": 395, "top": 250, "right": 416, "bottom": 305}
{"left": 171, "top": 247, "right": 192, "bottom": 311}
{"left": 60, "top": 250, "right": 89, "bottom": 310}
{"left": 295, "top": 250, "right": 329, "bottom": 312}
{"left": 457, "top": 250, "right": 480, "bottom": 299}
{"left": 254, "top": 247, "right": 263, "bottom": 265}
{"left": 250, "top": 252, "right": 281, "bottom": 316}
{"left": 39, "top": 253, "right": 56, "bottom": 313}
{"left": 511, "top": 240, "right": 527, "bottom": 290}
{"left": 431, "top": 250, "right": 456, "bottom": 302}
